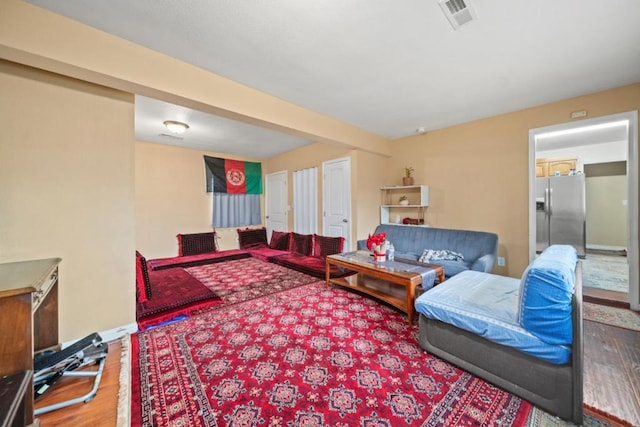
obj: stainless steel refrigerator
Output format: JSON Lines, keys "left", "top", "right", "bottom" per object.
{"left": 536, "top": 174, "right": 586, "bottom": 257}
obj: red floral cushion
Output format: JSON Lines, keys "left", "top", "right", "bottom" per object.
{"left": 270, "top": 253, "right": 355, "bottom": 279}
{"left": 135, "top": 251, "right": 152, "bottom": 302}
{"left": 313, "top": 234, "right": 344, "bottom": 258}
{"left": 136, "top": 267, "right": 222, "bottom": 327}
{"left": 147, "top": 250, "right": 251, "bottom": 270}
{"left": 290, "top": 232, "right": 313, "bottom": 256}
{"left": 237, "top": 227, "right": 268, "bottom": 249}
{"left": 177, "top": 232, "right": 217, "bottom": 256}
{"left": 269, "top": 230, "right": 291, "bottom": 250}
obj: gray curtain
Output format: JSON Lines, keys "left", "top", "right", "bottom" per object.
{"left": 212, "top": 193, "right": 261, "bottom": 228}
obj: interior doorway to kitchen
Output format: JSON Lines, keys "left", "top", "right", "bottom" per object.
{"left": 528, "top": 111, "right": 638, "bottom": 310}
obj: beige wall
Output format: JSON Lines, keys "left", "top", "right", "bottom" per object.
{"left": 136, "top": 138, "right": 392, "bottom": 255}
{"left": 265, "top": 142, "right": 354, "bottom": 241}
{"left": 353, "top": 150, "right": 394, "bottom": 244}
{"left": 389, "top": 83, "right": 640, "bottom": 278}
{"left": 136, "top": 141, "right": 263, "bottom": 257}
{"left": 262, "top": 143, "right": 393, "bottom": 250}
{"left": 0, "top": 61, "right": 135, "bottom": 342}
{"left": 586, "top": 175, "right": 628, "bottom": 248}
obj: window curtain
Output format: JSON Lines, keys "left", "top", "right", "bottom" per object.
{"left": 212, "top": 193, "right": 261, "bottom": 228}
{"left": 293, "top": 167, "right": 318, "bottom": 234}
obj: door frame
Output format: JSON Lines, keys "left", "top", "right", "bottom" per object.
{"left": 528, "top": 110, "right": 639, "bottom": 310}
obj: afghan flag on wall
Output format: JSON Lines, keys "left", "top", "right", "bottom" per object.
{"left": 204, "top": 156, "right": 263, "bottom": 194}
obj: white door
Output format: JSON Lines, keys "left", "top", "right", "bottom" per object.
{"left": 265, "top": 171, "right": 288, "bottom": 240}
{"left": 323, "top": 157, "right": 352, "bottom": 250}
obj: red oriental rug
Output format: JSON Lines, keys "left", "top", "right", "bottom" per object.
{"left": 131, "top": 281, "right": 532, "bottom": 426}
{"left": 186, "top": 257, "right": 319, "bottom": 306}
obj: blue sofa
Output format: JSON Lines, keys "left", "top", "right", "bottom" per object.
{"left": 415, "top": 245, "right": 583, "bottom": 423}
{"left": 357, "top": 224, "right": 498, "bottom": 278}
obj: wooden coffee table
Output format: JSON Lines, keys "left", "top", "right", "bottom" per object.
{"left": 325, "top": 251, "right": 445, "bottom": 324}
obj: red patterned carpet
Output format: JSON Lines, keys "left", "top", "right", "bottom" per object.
{"left": 131, "top": 277, "right": 532, "bottom": 426}
{"left": 187, "top": 257, "right": 319, "bottom": 306}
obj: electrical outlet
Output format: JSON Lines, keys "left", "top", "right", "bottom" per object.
{"left": 497, "top": 256, "right": 506, "bottom": 267}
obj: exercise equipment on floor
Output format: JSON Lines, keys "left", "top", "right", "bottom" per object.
{"left": 33, "top": 332, "right": 108, "bottom": 415}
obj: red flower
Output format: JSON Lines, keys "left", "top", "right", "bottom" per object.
{"left": 366, "top": 232, "right": 387, "bottom": 250}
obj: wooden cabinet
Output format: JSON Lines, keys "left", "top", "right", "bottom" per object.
{"left": 0, "top": 370, "right": 32, "bottom": 427}
{"left": 535, "top": 160, "right": 549, "bottom": 177}
{"left": 548, "top": 158, "right": 577, "bottom": 176}
{"left": 380, "top": 185, "right": 429, "bottom": 225}
{"left": 536, "top": 158, "right": 577, "bottom": 177}
{"left": 0, "top": 258, "right": 61, "bottom": 425}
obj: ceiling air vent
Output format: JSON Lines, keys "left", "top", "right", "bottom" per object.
{"left": 438, "top": 0, "right": 477, "bottom": 30}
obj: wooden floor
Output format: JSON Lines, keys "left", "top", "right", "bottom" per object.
{"left": 583, "top": 286, "right": 630, "bottom": 309}
{"left": 36, "top": 340, "right": 121, "bottom": 427}
{"left": 36, "top": 321, "right": 640, "bottom": 426}
{"left": 583, "top": 321, "right": 640, "bottom": 426}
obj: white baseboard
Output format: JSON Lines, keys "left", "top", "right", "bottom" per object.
{"left": 61, "top": 322, "right": 138, "bottom": 349}
{"left": 586, "top": 244, "right": 627, "bottom": 252}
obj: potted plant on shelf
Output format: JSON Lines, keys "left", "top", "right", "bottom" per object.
{"left": 398, "top": 195, "right": 409, "bottom": 206}
{"left": 403, "top": 166, "right": 415, "bottom": 186}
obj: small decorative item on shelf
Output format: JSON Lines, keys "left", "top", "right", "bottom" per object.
{"left": 398, "top": 195, "right": 409, "bottom": 206}
{"left": 366, "top": 232, "right": 388, "bottom": 262}
{"left": 403, "top": 166, "right": 415, "bottom": 186}
{"left": 402, "top": 217, "right": 425, "bottom": 225}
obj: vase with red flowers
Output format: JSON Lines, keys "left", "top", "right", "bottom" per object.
{"left": 366, "top": 232, "right": 388, "bottom": 262}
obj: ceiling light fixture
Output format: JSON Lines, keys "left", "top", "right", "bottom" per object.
{"left": 536, "top": 120, "right": 628, "bottom": 139}
{"left": 163, "top": 120, "right": 189, "bottom": 134}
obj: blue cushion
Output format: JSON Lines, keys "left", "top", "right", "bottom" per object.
{"left": 518, "top": 245, "right": 577, "bottom": 345}
{"left": 395, "top": 251, "right": 419, "bottom": 260}
{"left": 433, "top": 260, "right": 469, "bottom": 277}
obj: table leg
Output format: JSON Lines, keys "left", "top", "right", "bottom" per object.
{"left": 325, "top": 260, "right": 331, "bottom": 286}
{"left": 407, "top": 282, "right": 418, "bottom": 325}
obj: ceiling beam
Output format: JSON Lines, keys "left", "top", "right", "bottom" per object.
{"left": 0, "top": 0, "right": 391, "bottom": 157}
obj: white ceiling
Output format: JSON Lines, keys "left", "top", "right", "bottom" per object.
{"left": 27, "top": 0, "right": 640, "bottom": 158}
{"left": 134, "top": 95, "right": 312, "bottom": 157}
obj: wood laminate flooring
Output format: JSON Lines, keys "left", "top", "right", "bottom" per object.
{"left": 583, "top": 321, "right": 640, "bottom": 426}
{"left": 36, "top": 340, "right": 121, "bottom": 426}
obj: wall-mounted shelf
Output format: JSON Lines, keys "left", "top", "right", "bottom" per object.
{"left": 380, "top": 185, "right": 429, "bottom": 225}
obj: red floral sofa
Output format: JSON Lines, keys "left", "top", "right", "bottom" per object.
{"left": 237, "top": 227, "right": 354, "bottom": 279}
{"left": 135, "top": 232, "right": 251, "bottom": 329}
{"left": 148, "top": 231, "right": 251, "bottom": 270}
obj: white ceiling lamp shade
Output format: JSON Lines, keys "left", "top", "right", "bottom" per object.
{"left": 439, "top": 0, "right": 477, "bottom": 30}
{"left": 163, "top": 120, "right": 190, "bottom": 134}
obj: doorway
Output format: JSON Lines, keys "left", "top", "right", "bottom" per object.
{"left": 528, "top": 111, "right": 639, "bottom": 310}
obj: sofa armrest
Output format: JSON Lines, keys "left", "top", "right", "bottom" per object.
{"left": 356, "top": 239, "right": 368, "bottom": 251}
{"left": 471, "top": 254, "right": 495, "bottom": 273}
